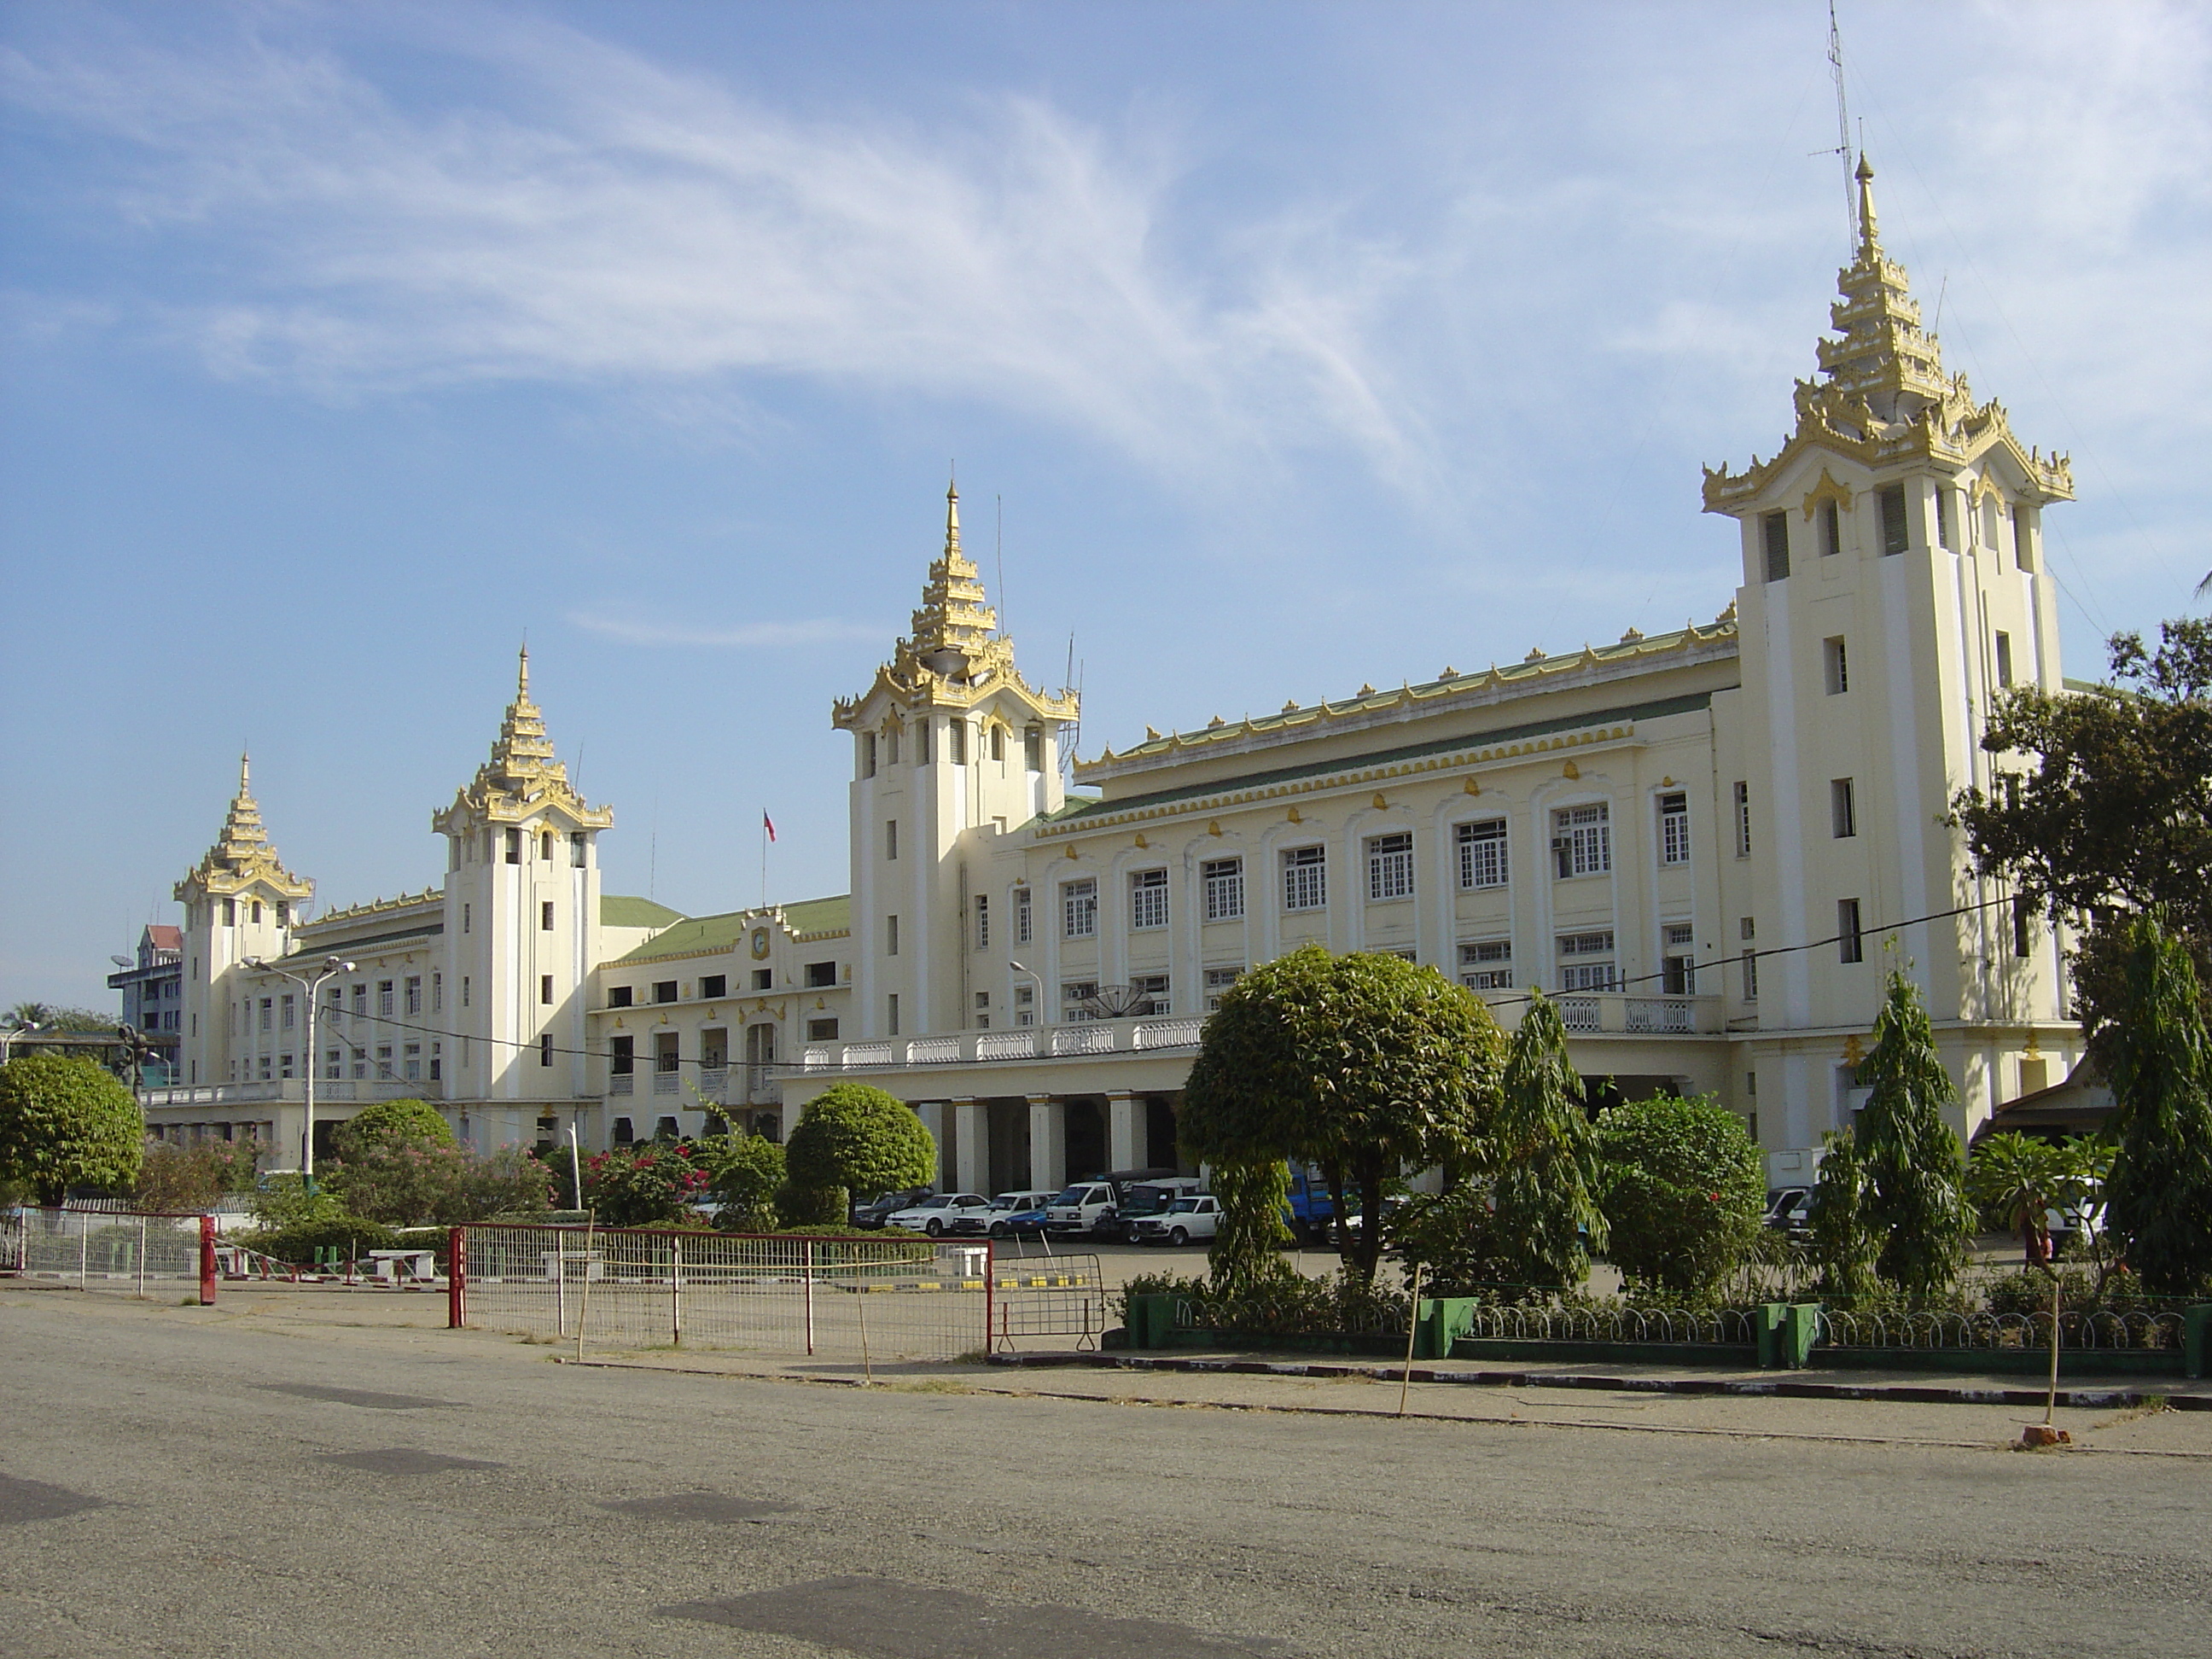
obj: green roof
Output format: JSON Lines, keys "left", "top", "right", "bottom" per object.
{"left": 601, "top": 894, "right": 686, "bottom": 930}
{"left": 1048, "top": 690, "right": 1720, "bottom": 824}
{"left": 613, "top": 894, "right": 853, "bottom": 966}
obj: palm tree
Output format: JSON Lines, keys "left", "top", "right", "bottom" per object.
{"left": 1966, "top": 1132, "right": 2074, "bottom": 1268}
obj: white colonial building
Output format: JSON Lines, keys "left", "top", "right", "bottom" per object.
{"left": 144, "top": 161, "right": 2080, "bottom": 1194}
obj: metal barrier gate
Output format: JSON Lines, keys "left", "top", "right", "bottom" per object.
{"left": 5, "top": 1208, "right": 217, "bottom": 1302}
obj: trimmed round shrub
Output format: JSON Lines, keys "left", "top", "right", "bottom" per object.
{"left": 1595, "top": 1094, "right": 1766, "bottom": 1301}
{"left": 784, "top": 1085, "right": 934, "bottom": 1209}
{"left": 0, "top": 1054, "right": 144, "bottom": 1204}
{"left": 335, "top": 1098, "right": 454, "bottom": 1156}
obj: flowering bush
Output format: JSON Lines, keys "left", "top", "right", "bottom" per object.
{"left": 323, "top": 1142, "right": 550, "bottom": 1228}
{"left": 582, "top": 1143, "right": 712, "bottom": 1228}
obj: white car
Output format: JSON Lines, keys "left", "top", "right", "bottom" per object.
{"left": 1131, "top": 1195, "right": 1222, "bottom": 1246}
{"left": 984, "top": 1192, "right": 1057, "bottom": 1238}
{"left": 885, "top": 1193, "right": 992, "bottom": 1237}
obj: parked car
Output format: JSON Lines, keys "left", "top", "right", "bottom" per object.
{"left": 852, "top": 1187, "right": 934, "bottom": 1230}
{"left": 983, "top": 1192, "right": 1057, "bottom": 1238}
{"left": 884, "top": 1193, "right": 993, "bottom": 1237}
{"left": 1132, "top": 1195, "right": 1224, "bottom": 1246}
{"left": 1102, "top": 1178, "right": 1206, "bottom": 1243}
{"left": 1764, "top": 1187, "right": 1813, "bottom": 1240}
{"left": 1043, "top": 1180, "right": 1121, "bottom": 1237}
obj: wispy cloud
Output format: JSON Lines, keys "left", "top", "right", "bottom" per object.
{"left": 0, "top": 12, "right": 1418, "bottom": 489}
{"left": 568, "top": 612, "right": 886, "bottom": 649}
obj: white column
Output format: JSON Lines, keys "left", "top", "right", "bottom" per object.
{"left": 914, "top": 1101, "right": 946, "bottom": 1188}
{"left": 952, "top": 1097, "right": 986, "bottom": 1195}
{"left": 1027, "top": 1096, "right": 1066, "bottom": 1193}
{"left": 1106, "top": 1091, "right": 1141, "bottom": 1173}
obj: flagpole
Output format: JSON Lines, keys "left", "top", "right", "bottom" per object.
{"left": 760, "top": 815, "right": 768, "bottom": 911}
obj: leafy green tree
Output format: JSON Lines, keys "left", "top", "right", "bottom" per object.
{"left": 1203, "top": 1158, "right": 1295, "bottom": 1295}
{"left": 699, "top": 1132, "right": 787, "bottom": 1231}
{"left": 1593, "top": 1094, "right": 1765, "bottom": 1301}
{"left": 135, "top": 1138, "right": 262, "bottom": 1213}
{"left": 582, "top": 1142, "right": 711, "bottom": 1227}
{"left": 1953, "top": 617, "right": 2212, "bottom": 1039}
{"left": 1967, "top": 1131, "right": 2078, "bottom": 1268}
{"left": 334, "top": 1098, "right": 454, "bottom": 1157}
{"left": 1856, "top": 969, "right": 1975, "bottom": 1296}
{"left": 1179, "top": 945, "right": 1506, "bottom": 1284}
{"left": 5, "top": 1003, "right": 118, "bottom": 1034}
{"left": 2100, "top": 911, "right": 2212, "bottom": 1294}
{"left": 0, "top": 1055, "right": 143, "bottom": 1204}
{"left": 783, "top": 1084, "right": 935, "bottom": 1214}
{"left": 1807, "top": 1127, "right": 1878, "bottom": 1301}
{"left": 1486, "top": 992, "right": 1607, "bottom": 1289}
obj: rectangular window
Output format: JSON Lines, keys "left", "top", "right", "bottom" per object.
{"left": 974, "top": 895, "right": 989, "bottom": 950}
{"left": 1282, "top": 845, "right": 1326, "bottom": 911}
{"left": 376, "top": 981, "right": 393, "bottom": 1017}
{"left": 885, "top": 820, "right": 898, "bottom": 861}
{"left": 1824, "top": 635, "right": 1849, "bottom": 696}
{"left": 279, "top": 1053, "right": 293, "bottom": 1080}
{"left": 540, "top": 1033, "right": 554, "bottom": 1067}
{"left": 540, "top": 974, "right": 554, "bottom": 1005}
{"left": 259, "top": 997, "right": 272, "bottom": 1032}
{"left": 1557, "top": 931, "right": 1617, "bottom": 992}
{"left": 1132, "top": 975, "right": 1170, "bottom": 1016}
{"left": 280, "top": 993, "right": 295, "bottom": 1030}
{"left": 1658, "top": 793, "right": 1690, "bottom": 865}
{"left": 751, "top": 968, "right": 771, "bottom": 990}
{"left": 862, "top": 731, "right": 877, "bottom": 778}
{"left": 608, "top": 985, "right": 632, "bottom": 1008}
{"left": 1456, "top": 818, "right": 1507, "bottom": 889}
{"left": 402, "top": 976, "right": 420, "bottom": 1016}
{"left": 1130, "top": 868, "right": 1168, "bottom": 930}
{"left": 403, "top": 1043, "right": 421, "bottom": 1081}
{"left": 1934, "top": 487, "right": 1952, "bottom": 550}
{"left": 432, "top": 973, "right": 442, "bottom": 1012}
{"left": 949, "top": 720, "right": 967, "bottom": 765}
{"left": 429, "top": 1042, "right": 441, "bottom": 1082}
{"left": 505, "top": 827, "right": 521, "bottom": 864}
{"left": 887, "top": 915, "right": 899, "bottom": 957}
{"left": 462, "top": 975, "right": 470, "bottom": 1009}
{"left": 700, "top": 974, "right": 726, "bottom": 999}
{"left": 1202, "top": 858, "right": 1245, "bottom": 921}
{"left": 324, "top": 1047, "right": 342, "bottom": 1080}
{"left": 1014, "top": 887, "right": 1033, "bottom": 945}
{"left": 2013, "top": 895, "right": 2034, "bottom": 958}
{"left": 1203, "top": 966, "right": 1242, "bottom": 1010}
{"left": 1013, "top": 982, "right": 1035, "bottom": 1027}
{"left": 1061, "top": 981, "right": 1099, "bottom": 1022}
{"left": 571, "top": 831, "right": 587, "bottom": 868}
{"left": 914, "top": 721, "right": 931, "bottom": 765}
{"left": 1025, "top": 727, "right": 1044, "bottom": 771}
{"left": 540, "top": 900, "right": 555, "bottom": 931}
{"left": 885, "top": 727, "right": 900, "bottom": 766}
{"left": 1733, "top": 782, "right": 1752, "bottom": 858}
{"left": 991, "top": 724, "right": 1005, "bottom": 763}
{"left": 1367, "top": 832, "right": 1414, "bottom": 901}
{"left": 1062, "top": 880, "right": 1098, "bottom": 939}
{"left": 1458, "top": 939, "right": 1512, "bottom": 991}
{"left": 805, "top": 960, "right": 837, "bottom": 988}
{"left": 1552, "top": 803, "right": 1611, "bottom": 878}
{"left": 1994, "top": 632, "right": 2014, "bottom": 689}
{"left": 807, "top": 1017, "right": 840, "bottom": 1042}
{"left": 1762, "top": 510, "right": 1790, "bottom": 582}
{"left": 1831, "top": 778, "right": 1858, "bottom": 839}
{"left": 1838, "top": 899, "right": 1865, "bottom": 963}
{"left": 2014, "top": 515, "right": 2035, "bottom": 571}
{"left": 887, "top": 993, "right": 899, "bottom": 1035}
{"left": 1820, "top": 498, "right": 1842, "bottom": 557}
{"left": 610, "top": 1035, "right": 634, "bottom": 1075}
{"left": 1662, "top": 923, "right": 1696, "bottom": 995}
{"left": 351, "top": 1047, "right": 368, "bottom": 1080}
{"left": 1879, "top": 484, "right": 1909, "bottom": 555}
{"left": 653, "top": 980, "right": 678, "bottom": 1004}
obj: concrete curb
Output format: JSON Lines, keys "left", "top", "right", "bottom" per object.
{"left": 987, "top": 1349, "right": 2212, "bottom": 1412}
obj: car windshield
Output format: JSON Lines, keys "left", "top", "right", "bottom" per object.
{"left": 1050, "top": 1188, "right": 1085, "bottom": 1206}
{"left": 916, "top": 1197, "right": 948, "bottom": 1209}
{"left": 1168, "top": 1198, "right": 1201, "bottom": 1213}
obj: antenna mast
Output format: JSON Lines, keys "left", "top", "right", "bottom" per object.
{"left": 1825, "top": 0, "right": 1856, "bottom": 253}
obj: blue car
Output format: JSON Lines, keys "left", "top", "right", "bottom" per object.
{"left": 985, "top": 1191, "right": 1057, "bottom": 1239}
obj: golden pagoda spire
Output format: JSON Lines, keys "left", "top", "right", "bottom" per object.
{"left": 1854, "top": 153, "right": 1880, "bottom": 262}
{"left": 176, "top": 751, "right": 311, "bottom": 903}
{"left": 434, "top": 648, "right": 613, "bottom": 834}
{"left": 517, "top": 641, "right": 530, "bottom": 700}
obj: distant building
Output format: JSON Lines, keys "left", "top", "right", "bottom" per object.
{"left": 106, "top": 924, "right": 183, "bottom": 1086}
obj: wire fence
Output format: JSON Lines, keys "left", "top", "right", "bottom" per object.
{"left": 4, "top": 1207, "right": 212, "bottom": 1301}
{"left": 1817, "top": 1306, "right": 2187, "bottom": 1353}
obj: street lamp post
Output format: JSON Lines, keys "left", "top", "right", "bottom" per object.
{"left": 1008, "top": 961, "right": 1045, "bottom": 1028}
{"left": 245, "top": 955, "right": 354, "bottom": 1189}
{"left": 1, "top": 1021, "right": 44, "bottom": 1064}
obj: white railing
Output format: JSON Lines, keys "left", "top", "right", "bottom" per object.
{"left": 975, "top": 1031, "right": 1038, "bottom": 1061}
{"left": 652, "top": 1071, "right": 679, "bottom": 1095}
{"left": 138, "top": 1079, "right": 448, "bottom": 1109}
{"left": 907, "top": 1037, "right": 960, "bottom": 1064}
{"left": 843, "top": 1042, "right": 894, "bottom": 1067}
{"left": 1050, "top": 1025, "right": 1115, "bottom": 1056}
{"left": 1132, "top": 1018, "right": 1203, "bottom": 1050}
{"left": 697, "top": 1067, "right": 730, "bottom": 1103}
{"left": 1478, "top": 991, "right": 1724, "bottom": 1037}
{"left": 609, "top": 1074, "right": 634, "bottom": 1096}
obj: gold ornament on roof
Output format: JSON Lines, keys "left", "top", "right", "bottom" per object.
{"left": 434, "top": 646, "right": 613, "bottom": 838}
{"left": 175, "top": 752, "right": 314, "bottom": 905}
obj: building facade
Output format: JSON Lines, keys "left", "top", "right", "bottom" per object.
{"left": 145, "top": 162, "right": 2081, "bottom": 1195}
{"left": 107, "top": 923, "right": 183, "bottom": 1085}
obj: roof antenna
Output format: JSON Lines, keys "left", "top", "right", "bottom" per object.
{"left": 996, "top": 493, "right": 1006, "bottom": 636}
{"left": 1818, "top": 0, "right": 1857, "bottom": 255}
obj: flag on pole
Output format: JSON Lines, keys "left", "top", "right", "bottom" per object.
{"left": 763, "top": 812, "right": 777, "bottom": 842}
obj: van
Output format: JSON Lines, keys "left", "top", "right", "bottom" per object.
{"left": 1103, "top": 1177, "right": 1207, "bottom": 1243}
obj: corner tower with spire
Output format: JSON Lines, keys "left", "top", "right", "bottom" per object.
{"left": 433, "top": 648, "right": 616, "bottom": 1106}
{"left": 1700, "top": 157, "right": 2074, "bottom": 1151}
{"left": 834, "top": 482, "right": 1080, "bottom": 1039}
{"left": 175, "top": 754, "right": 316, "bottom": 1088}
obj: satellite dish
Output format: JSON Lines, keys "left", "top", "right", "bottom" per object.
{"left": 110, "top": 955, "right": 133, "bottom": 968}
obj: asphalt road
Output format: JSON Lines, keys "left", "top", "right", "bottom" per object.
{"left": 3, "top": 1291, "right": 2206, "bottom": 1659}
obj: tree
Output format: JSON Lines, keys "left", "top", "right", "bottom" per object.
{"left": 324, "top": 1139, "right": 550, "bottom": 1227}
{"left": 1593, "top": 1094, "right": 1765, "bottom": 1301}
{"left": 0, "top": 1054, "right": 143, "bottom": 1204}
{"left": 581, "top": 1142, "right": 710, "bottom": 1228}
{"left": 1856, "top": 969, "right": 1975, "bottom": 1296}
{"left": 1807, "top": 1127, "right": 1878, "bottom": 1301}
{"left": 5, "top": 1003, "right": 118, "bottom": 1033}
{"left": 135, "top": 1138, "right": 262, "bottom": 1213}
{"left": 2100, "top": 911, "right": 2212, "bottom": 1294}
{"left": 333, "top": 1098, "right": 454, "bottom": 1157}
{"left": 783, "top": 1084, "right": 935, "bottom": 1213}
{"left": 1179, "top": 945, "right": 1506, "bottom": 1284}
{"left": 699, "top": 1132, "right": 787, "bottom": 1231}
{"left": 1485, "top": 992, "right": 1608, "bottom": 1289}
{"left": 1203, "top": 1157, "right": 1295, "bottom": 1295}
{"left": 1953, "top": 616, "right": 2212, "bottom": 1039}
{"left": 1967, "top": 1132, "right": 2078, "bottom": 1269}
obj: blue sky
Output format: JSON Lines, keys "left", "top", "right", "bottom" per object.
{"left": 3, "top": 1, "right": 2207, "bottom": 1011}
